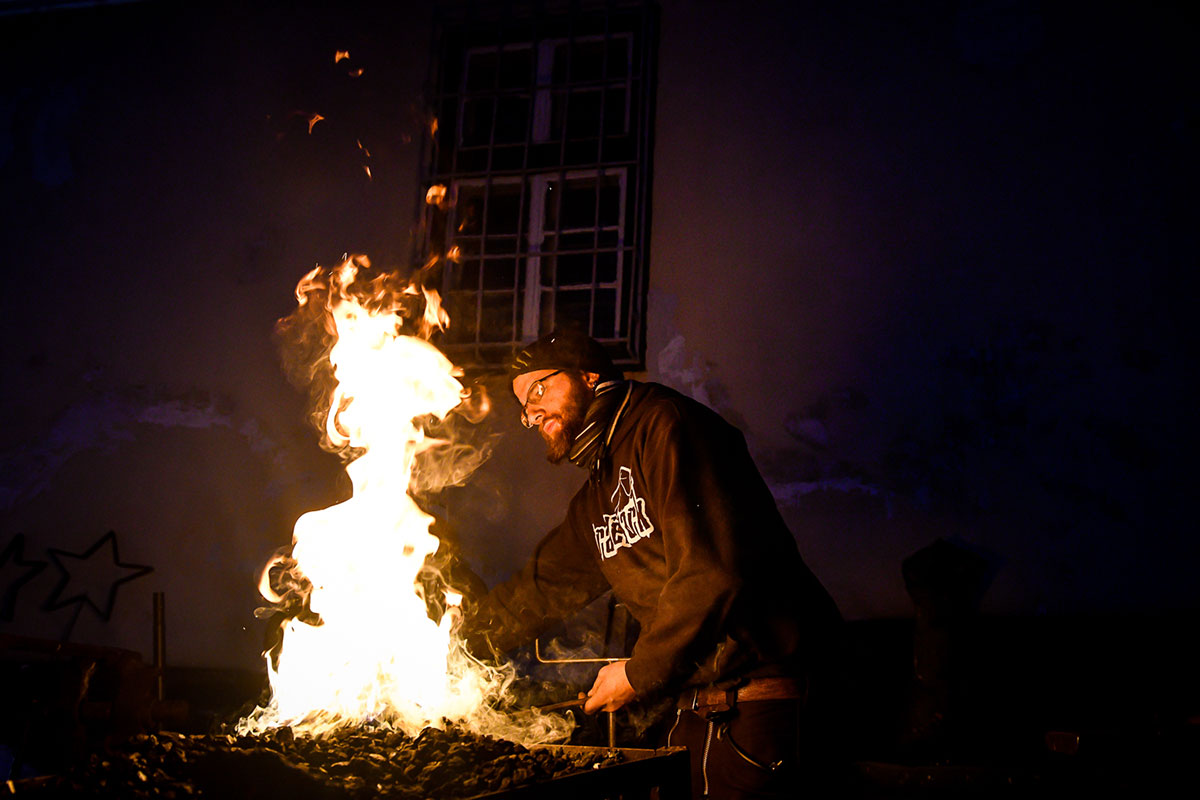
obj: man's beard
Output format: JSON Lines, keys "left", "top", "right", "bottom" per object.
{"left": 540, "top": 375, "right": 592, "bottom": 464}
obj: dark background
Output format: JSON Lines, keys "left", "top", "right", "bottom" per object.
{"left": 0, "top": 0, "right": 1194, "bottom": 758}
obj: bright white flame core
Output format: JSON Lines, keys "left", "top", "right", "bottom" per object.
{"left": 240, "top": 266, "right": 487, "bottom": 737}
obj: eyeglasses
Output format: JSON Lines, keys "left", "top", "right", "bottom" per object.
{"left": 520, "top": 369, "right": 565, "bottom": 428}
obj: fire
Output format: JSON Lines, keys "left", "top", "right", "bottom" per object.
{"left": 239, "top": 255, "right": 561, "bottom": 742}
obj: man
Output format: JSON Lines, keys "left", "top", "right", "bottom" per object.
{"left": 463, "top": 329, "right": 842, "bottom": 798}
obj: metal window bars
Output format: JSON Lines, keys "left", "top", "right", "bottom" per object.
{"left": 421, "top": 1, "right": 657, "bottom": 370}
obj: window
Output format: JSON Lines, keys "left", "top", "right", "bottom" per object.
{"left": 422, "top": 2, "right": 657, "bottom": 370}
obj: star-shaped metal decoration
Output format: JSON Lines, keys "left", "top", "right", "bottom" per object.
{"left": 43, "top": 530, "right": 153, "bottom": 621}
{"left": 1, "top": 533, "right": 48, "bottom": 621}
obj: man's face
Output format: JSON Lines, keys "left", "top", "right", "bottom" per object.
{"left": 513, "top": 369, "right": 593, "bottom": 463}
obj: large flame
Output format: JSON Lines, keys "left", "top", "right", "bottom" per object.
{"left": 239, "top": 255, "right": 564, "bottom": 743}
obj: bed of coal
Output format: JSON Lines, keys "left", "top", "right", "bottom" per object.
{"left": 11, "top": 724, "right": 625, "bottom": 799}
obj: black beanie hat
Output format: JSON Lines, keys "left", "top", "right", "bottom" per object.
{"left": 508, "top": 328, "right": 623, "bottom": 382}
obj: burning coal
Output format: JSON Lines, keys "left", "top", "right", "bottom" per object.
{"left": 238, "top": 255, "right": 568, "bottom": 745}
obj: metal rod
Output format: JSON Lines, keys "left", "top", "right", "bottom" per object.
{"left": 532, "top": 698, "right": 618, "bottom": 748}
{"left": 533, "top": 696, "right": 586, "bottom": 713}
{"left": 534, "top": 638, "right": 627, "bottom": 664}
{"left": 152, "top": 591, "right": 165, "bottom": 702}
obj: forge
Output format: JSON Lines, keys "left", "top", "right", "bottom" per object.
{"left": 1, "top": 255, "right": 688, "bottom": 797}
{"left": 8, "top": 725, "right": 689, "bottom": 799}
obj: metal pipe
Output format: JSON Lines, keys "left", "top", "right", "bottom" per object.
{"left": 533, "top": 630, "right": 629, "bottom": 748}
{"left": 152, "top": 591, "right": 165, "bottom": 702}
{"left": 534, "top": 638, "right": 627, "bottom": 664}
{"left": 534, "top": 696, "right": 586, "bottom": 713}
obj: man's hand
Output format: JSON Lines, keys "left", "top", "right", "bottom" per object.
{"left": 584, "top": 661, "right": 636, "bottom": 714}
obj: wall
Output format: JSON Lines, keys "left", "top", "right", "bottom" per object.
{"left": 0, "top": 0, "right": 435, "bottom": 669}
{"left": 641, "top": 0, "right": 1190, "bottom": 617}
{"left": 0, "top": 0, "right": 1191, "bottom": 671}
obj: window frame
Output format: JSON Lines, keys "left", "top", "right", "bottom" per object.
{"left": 420, "top": 2, "right": 658, "bottom": 372}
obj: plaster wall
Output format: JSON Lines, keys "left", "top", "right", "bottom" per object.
{"left": 0, "top": 0, "right": 1191, "bottom": 671}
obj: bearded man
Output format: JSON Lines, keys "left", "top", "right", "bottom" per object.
{"left": 462, "top": 328, "right": 843, "bottom": 799}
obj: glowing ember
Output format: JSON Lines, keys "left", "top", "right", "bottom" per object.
{"left": 307, "top": 113, "right": 325, "bottom": 134}
{"left": 358, "top": 140, "right": 372, "bottom": 181}
{"left": 239, "top": 255, "right": 565, "bottom": 743}
{"left": 334, "top": 50, "right": 351, "bottom": 63}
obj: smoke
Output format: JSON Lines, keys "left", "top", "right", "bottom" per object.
{"left": 410, "top": 407, "right": 498, "bottom": 498}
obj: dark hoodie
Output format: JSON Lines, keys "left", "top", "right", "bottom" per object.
{"left": 465, "top": 381, "right": 841, "bottom": 698}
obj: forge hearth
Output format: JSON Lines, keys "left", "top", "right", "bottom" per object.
{"left": 7, "top": 724, "right": 689, "bottom": 799}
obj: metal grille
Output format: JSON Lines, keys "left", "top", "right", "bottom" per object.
{"left": 423, "top": 2, "right": 658, "bottom": 370}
